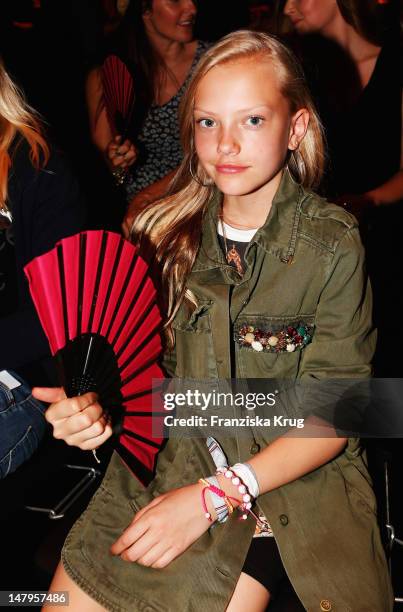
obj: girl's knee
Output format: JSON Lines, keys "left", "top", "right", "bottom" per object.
{"left": 43, "top": 562, "right": 107, "bottom": 612}
{"left": 226, "top": 571, "right": 271, "bottom": 612}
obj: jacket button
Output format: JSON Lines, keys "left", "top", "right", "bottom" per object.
{"left": 279, "top": 514, "right": 289, "bottom": 526}
{"left": 250, "top": 443, "right": 260, "bottom": 455}
{"left": 320, "top": 600, "right": 332, "bottom": 611}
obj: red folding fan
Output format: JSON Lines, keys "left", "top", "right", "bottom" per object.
{"left": 24, "top": 231, "right": 166, "bottom": 484}
{"left": 102, "top": 54, "right": 135, "bottom": 137}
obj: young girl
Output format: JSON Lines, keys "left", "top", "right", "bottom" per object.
{"left": 34, "top": 31, "right": 392, "bottom": 611}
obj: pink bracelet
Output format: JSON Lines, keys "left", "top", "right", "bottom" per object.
{"left": 216, "top": 467, "right": 253, "bottom": 519}
{"left": 198, "top": 479, "right": 242, "bottom": 522}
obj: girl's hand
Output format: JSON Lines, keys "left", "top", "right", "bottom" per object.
{"left": 107, "top": 135, "right": 137, "bottom": 171}
{"left": 32, "top": 387, "right": 113, "bottom": 450}
{"left": 110, "top": 483, "right": 214, "bottom": 568}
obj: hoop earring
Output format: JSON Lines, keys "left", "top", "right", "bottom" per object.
{"left": 189, "top": 157, "right": 211, "bottom": 187}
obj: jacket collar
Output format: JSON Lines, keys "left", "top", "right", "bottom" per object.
{"left": 193, "top": 170, "right": 308, "bottom": 272}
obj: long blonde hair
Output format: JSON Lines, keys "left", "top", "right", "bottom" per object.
{"left": 0, "top": 61, "right": 49, "bottom": 212}
{"left": 131, "top": 31, "right": 325, "bottom": 343}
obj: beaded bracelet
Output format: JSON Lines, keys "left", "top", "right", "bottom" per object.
{"left": 231, "top": 462, "right": 260, "bottom": 498}
{"left": 216, "top": 467, "right": 253, "bottom": 519}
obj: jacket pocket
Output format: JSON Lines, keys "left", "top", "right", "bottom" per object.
{"left": 172, "top": 300, "right": 213, "bottom": 333}
{"left": 234, "top": 314, "right": 315, "bottom": 378}
{"left": 172, "top": 300, "right": 218, "bottom": 378}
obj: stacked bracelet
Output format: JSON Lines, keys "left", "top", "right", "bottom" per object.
{"left": 231, "top": 463, "right": 260, "bottom": 498}
{"left": 198, "top": 478, "right": 241, "bottom": 523}
{"left": 198, "top": 450, "right": 260, "bottom": 525}
{"left": 202, "top": 476, "right": 230, "bottom": 523}
{"left": 216, "top": 467, "right": 253, "bottom": 519}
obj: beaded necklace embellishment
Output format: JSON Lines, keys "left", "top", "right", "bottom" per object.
{"left": 236, "top": 323, "right": 313, "bottom": 353}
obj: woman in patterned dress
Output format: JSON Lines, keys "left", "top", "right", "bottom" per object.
{"left": 86, "top": 0, "right": 208, "bottom": 235}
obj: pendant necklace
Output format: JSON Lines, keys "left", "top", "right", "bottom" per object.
{"left": 219, "top": 208, "right": 244, "bottom": 275}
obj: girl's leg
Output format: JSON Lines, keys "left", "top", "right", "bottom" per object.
{"left": 226, "top": 571, "right": 271, "bottom": 612}
{"left": 42, "top": 561, "right": 107, "bottom": 611}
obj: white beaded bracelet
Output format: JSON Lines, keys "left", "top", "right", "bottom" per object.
{"left": 216, "top": 466, "right": 253, "bottom": 517}
{"left": 231, "top": 462, "right": 260, "bottom": 498}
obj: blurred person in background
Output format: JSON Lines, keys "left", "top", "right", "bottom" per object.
{"left": 0, "top": 60, "right": 84, "bottom": 478}
{"left": 282, "top": 0, "right": 402, "bottom": 377}
{"left": 248, "top": 0, "right": 291, "bottom": 35}
{"left": 283, "top": 0, "right": 402, "bottom": 214}
{"left": 85, "top": 0, "right": 209, "bottom": 236}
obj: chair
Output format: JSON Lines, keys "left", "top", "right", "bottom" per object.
{"left": 384, "top": 455, "right": 403, "bottom": 605}
{"left": 366, "top": 439, "right": 403, "bottom": 606}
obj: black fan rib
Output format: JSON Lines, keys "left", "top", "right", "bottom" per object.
{"left": 120, "top": 336, "right": 161, "bottom": 388}
{"left": 122, "top": 428, "right": 162, "bottom": 449}
{"left": 116, "top": 301, "right": 158, "bottom": 363}
{"left": 123, "top": 380, "right": 165, "bottom": 403}
{"left": 116, "top": 444, "right": 154, "bottom": 486}
{"left": 110, "top": 270, "right": 148, "bottom": 348}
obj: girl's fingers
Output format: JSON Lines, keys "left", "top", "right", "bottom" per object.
{"left": 51, "top": 401, "right": 104, "bottom": 437}
{"left": 45, "top": 392, "right": 98, "bottom": 424}
{"left": 119, "top": 530, "right": 161, "bottom": 563}
{"left": 111, "top": 518, "right": 149, "bottom": 557}
{"left": 136, "top": 542, "right": 171, "bottom": 567}
{"left": 32, "top": 390, "right": 112, "bottom": 450}
{"left": 67, "top": 421, "right": 113, "bottom": 450}
{"left": 150, "top": 547, "right": 178, "bottom": 569}
{"left": 32, "top": 386, "right": 66, "bottom": 404}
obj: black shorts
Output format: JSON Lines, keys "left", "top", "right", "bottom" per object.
{"left": 242, "top": 538, "right": 305, "bottom": 610}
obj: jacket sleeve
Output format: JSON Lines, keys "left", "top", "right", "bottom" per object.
{"left": 299, "top": 225, "right": 375, "bottom": 379}
{"left": 295, "top": 225, "right": 375, "bottom": 435}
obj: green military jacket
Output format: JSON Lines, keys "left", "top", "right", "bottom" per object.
{"left": 127, "top": 172, "right": 393, "bottom": 611}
